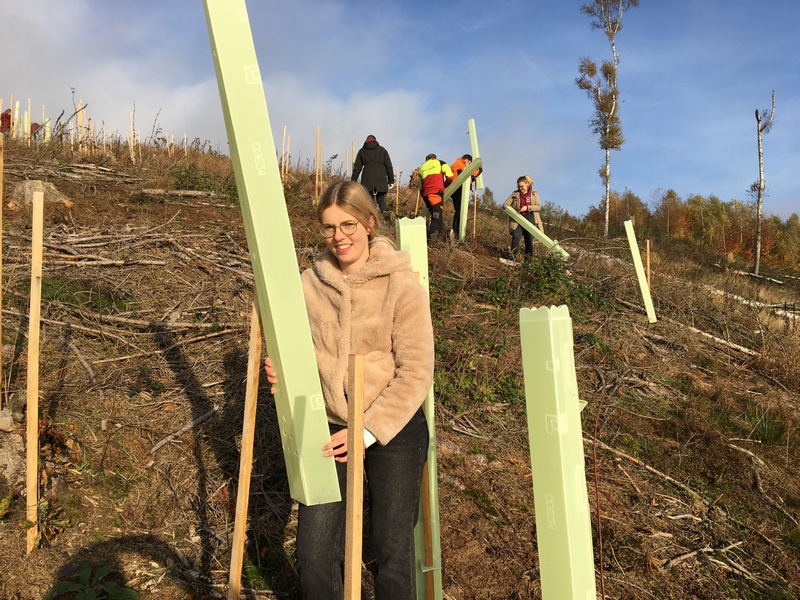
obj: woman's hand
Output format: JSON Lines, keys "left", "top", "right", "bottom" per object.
{"left": 324, "top": 428, "right": 349, "bottom": 463}
{"left": 263, "top": 357, "right": 278, "bottom": 394}
{"left": 264, "top": 357, "right": 350, "bottom": 463}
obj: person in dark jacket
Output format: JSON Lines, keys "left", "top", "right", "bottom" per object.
{"left": 351, "top": 134, "right": 395, "bottom": 222}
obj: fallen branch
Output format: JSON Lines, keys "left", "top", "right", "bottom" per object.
{"left": 663, "top": 316, "right": 759, "bottom": 357}
{"left": 663, "top": 541, "right": 744, "bottom": 569}
{"left": 149, "top": 408, "right": 217, "bottom": 454}
{"left": 587, "top": 437, "right": 705, "bottom": 505}
{"left": 140, "top": 188, "right": 219, "bottom": 198}
{"left": 750, "top": 455, "right": 799, "bottom": 525}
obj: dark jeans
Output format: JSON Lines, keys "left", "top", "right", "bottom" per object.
{"left": 511, "top": 212, "right": 536, "bottom": 258}
{"left": 295, "top": 409, "right": 429, "bottom": 600}
{"left": 451, "top": 186, "right": 464, "bottom": 238}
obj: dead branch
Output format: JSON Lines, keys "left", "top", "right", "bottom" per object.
{"left": 587, "top": 437, "right": 705, "bottom": 505}
{"left": 140, "top": 188, "right": 219, "bottom": 198}
{"left": 93, "top": 328, "right": 242, "bottom": 365}
{"left": 663, "top": 541, "right": 743, "bottom": 569}
{"left": 149, "top": 407, "right": 217, "bottom": 454}
{"left": 750, "top": 455, "right": 799, "bottom": 525}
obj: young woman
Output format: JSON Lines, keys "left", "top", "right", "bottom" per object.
{"left": 264, "top": 180, "right": 434, "bottom": 599}
{"left": 503, "top": 175, "right": 543, "bottom": 260}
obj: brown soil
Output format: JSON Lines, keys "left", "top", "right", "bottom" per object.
{"left": 1, "top": 144, "right": 799, "bottom": 599}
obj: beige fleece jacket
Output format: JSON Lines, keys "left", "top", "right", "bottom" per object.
{"left": 301, "top": 237, "right": 434, "bottom": 445}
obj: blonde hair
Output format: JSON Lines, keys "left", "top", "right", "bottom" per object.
{"left": 317, "top": 180, "right": 381, "bottom": 240}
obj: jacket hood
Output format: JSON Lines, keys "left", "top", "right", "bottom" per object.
{"left": 313, "top": 237, "right": 410, "bottom": 289}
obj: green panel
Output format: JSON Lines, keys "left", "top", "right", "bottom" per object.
{"left": 457, "top": 183, "right": 471, "bottom": 242}
{"left": 623, "top": 218, "right": 657, "bottom": 323}
{"left": 504, "top": 205, "right": 569, "bottom": 260}
{"left": 396, "top": 218, "right": 442, "bottom": 600}
{"left": 467, "top": 118, "right": 485, "bottom": 190}
{"left": 203, "top": 0, "right": 340, "bottom": 505}
{"left": 520, "top": 306, "right": 596, "bottom": 600}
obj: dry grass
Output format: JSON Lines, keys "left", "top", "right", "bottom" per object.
{"left": 1, "top": 137, "right": 799, "bottom": 599}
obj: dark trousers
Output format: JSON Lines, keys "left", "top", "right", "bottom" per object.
{"left": 451, "top": 186, "right": 464, "bottom": 238}
{"left": 371, "top": 191, "right": 388, "bottom": 214}
{"left": 511, "top": 212, "right": 536, "bottom": 258}
{"left": 424, "top": 196, "right": 444, "bottom": 245}
{"left": 295, "top": 409, "right": 429, "bottom": 600}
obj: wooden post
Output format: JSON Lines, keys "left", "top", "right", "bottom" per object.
{"left": 227, "top": 303, "right": 262, "bottom": 600}
{"left": 344, "top": 355, "right": 365, "bottom": 600}
{"left": 0, "top": 134, "right": 4, "bottom": 407}
{"left": 472, "top": 186, "right": 478, "bottom": 239}
{"left": 646, "top": 239, "right": 651, "bottom": 290}
{"left": 26, "top": 190, "right": 44, "bottom": 554}
{"left": 395, "top": 169, "right": 400, "bottom": 213}
{"left": 414, "top": 190, "right": 421, "bottom": 218}
{"left": 315, "top": 126, "right": 320, "bottom": 205}
{"left": 281, "top": 125, "right": 287, "bottom": 181}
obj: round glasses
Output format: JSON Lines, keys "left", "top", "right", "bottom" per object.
{"left": 320, "top": 220, "right": 360, "bottom": 238}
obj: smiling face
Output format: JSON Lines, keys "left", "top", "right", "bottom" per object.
{"left": 517, "top": 179, "right": 530, "bottom": 194}
{"left": 320, "top": 204, "right": 374, "bottom": 275}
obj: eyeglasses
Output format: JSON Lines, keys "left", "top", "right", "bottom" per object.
{"left": 319, "top": 220, "right": 360, "bottom": 238}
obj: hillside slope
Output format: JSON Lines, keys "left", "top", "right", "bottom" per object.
{"left": 1, "top": 143, "right": 799, "bottom": 599}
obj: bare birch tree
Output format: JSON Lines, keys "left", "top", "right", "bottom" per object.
{"left": 751, "top": 90, "right": 776, "bottom": 276}
{"left": 576, "top": 0, "right": 639, "bottom": 238}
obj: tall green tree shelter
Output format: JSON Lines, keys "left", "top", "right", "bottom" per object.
{"left": 575, "top": 0, "right": 639, "bottom": 238}
{"left": 752, "top": 90, "right": 776, "bottom": 276}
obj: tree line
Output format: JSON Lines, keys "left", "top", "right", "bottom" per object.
{"left": 549, "top": 189, "right": 800, "bottom": 269}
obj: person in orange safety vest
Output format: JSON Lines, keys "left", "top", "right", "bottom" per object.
{"left": 448, "top": 153, "right": 483, "bottom": 239}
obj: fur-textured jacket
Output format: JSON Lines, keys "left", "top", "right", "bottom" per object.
{"left": 301, "top": 237, "right": 434, "bottom": 445}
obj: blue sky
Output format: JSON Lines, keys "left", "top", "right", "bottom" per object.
{"left": 3, "top": 1, "right": 798, "bottom": 220}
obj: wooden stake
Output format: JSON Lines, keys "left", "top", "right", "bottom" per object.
{"left": 26, "top": 190, "right": 44, "bottom": 554}
{"left": 0, "top": 134, "right": 4, "bottom": 407}
{"left": 414, "top": 190, "right": 421, "bottom": 218}
{"left": 472, "top": 186, "right": 478, "bottom": 239}
{"left": 227, "top": 302, "right": 262, "bottom": 600}
{"left": 420, "top": 460, "right": 436, "bottom": 597}
{"left": 395, "top": 168, "right": 400, "bottom": 213}
{"left": 646, "top": 239, "right": 651, "bottom": 290}
{"left": 281, "top": 125, "right": 286, "bottom": 180}
{"left": 315, "top": 126, "right": 321, "bottom": 205}
{"left": 344, "top": 354, "right": 365, "bottom": 600}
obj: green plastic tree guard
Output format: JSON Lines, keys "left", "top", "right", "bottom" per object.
{"left": 623, "top": 218, "right": 657, "bottom": 323}
{"left": 468, "top": 118, "right": 485, "bottom": 191}
{"left": 520, "top": 306, "right": 596, "bottom": 600}
{"left": 396, "top": 217, "right": 442, "bottom": 600}
{"left": 203, "top": 0, "right": 340, "bottom": 506}
{"left": 504, "top": 205, "right": 570, "bottom": 260}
